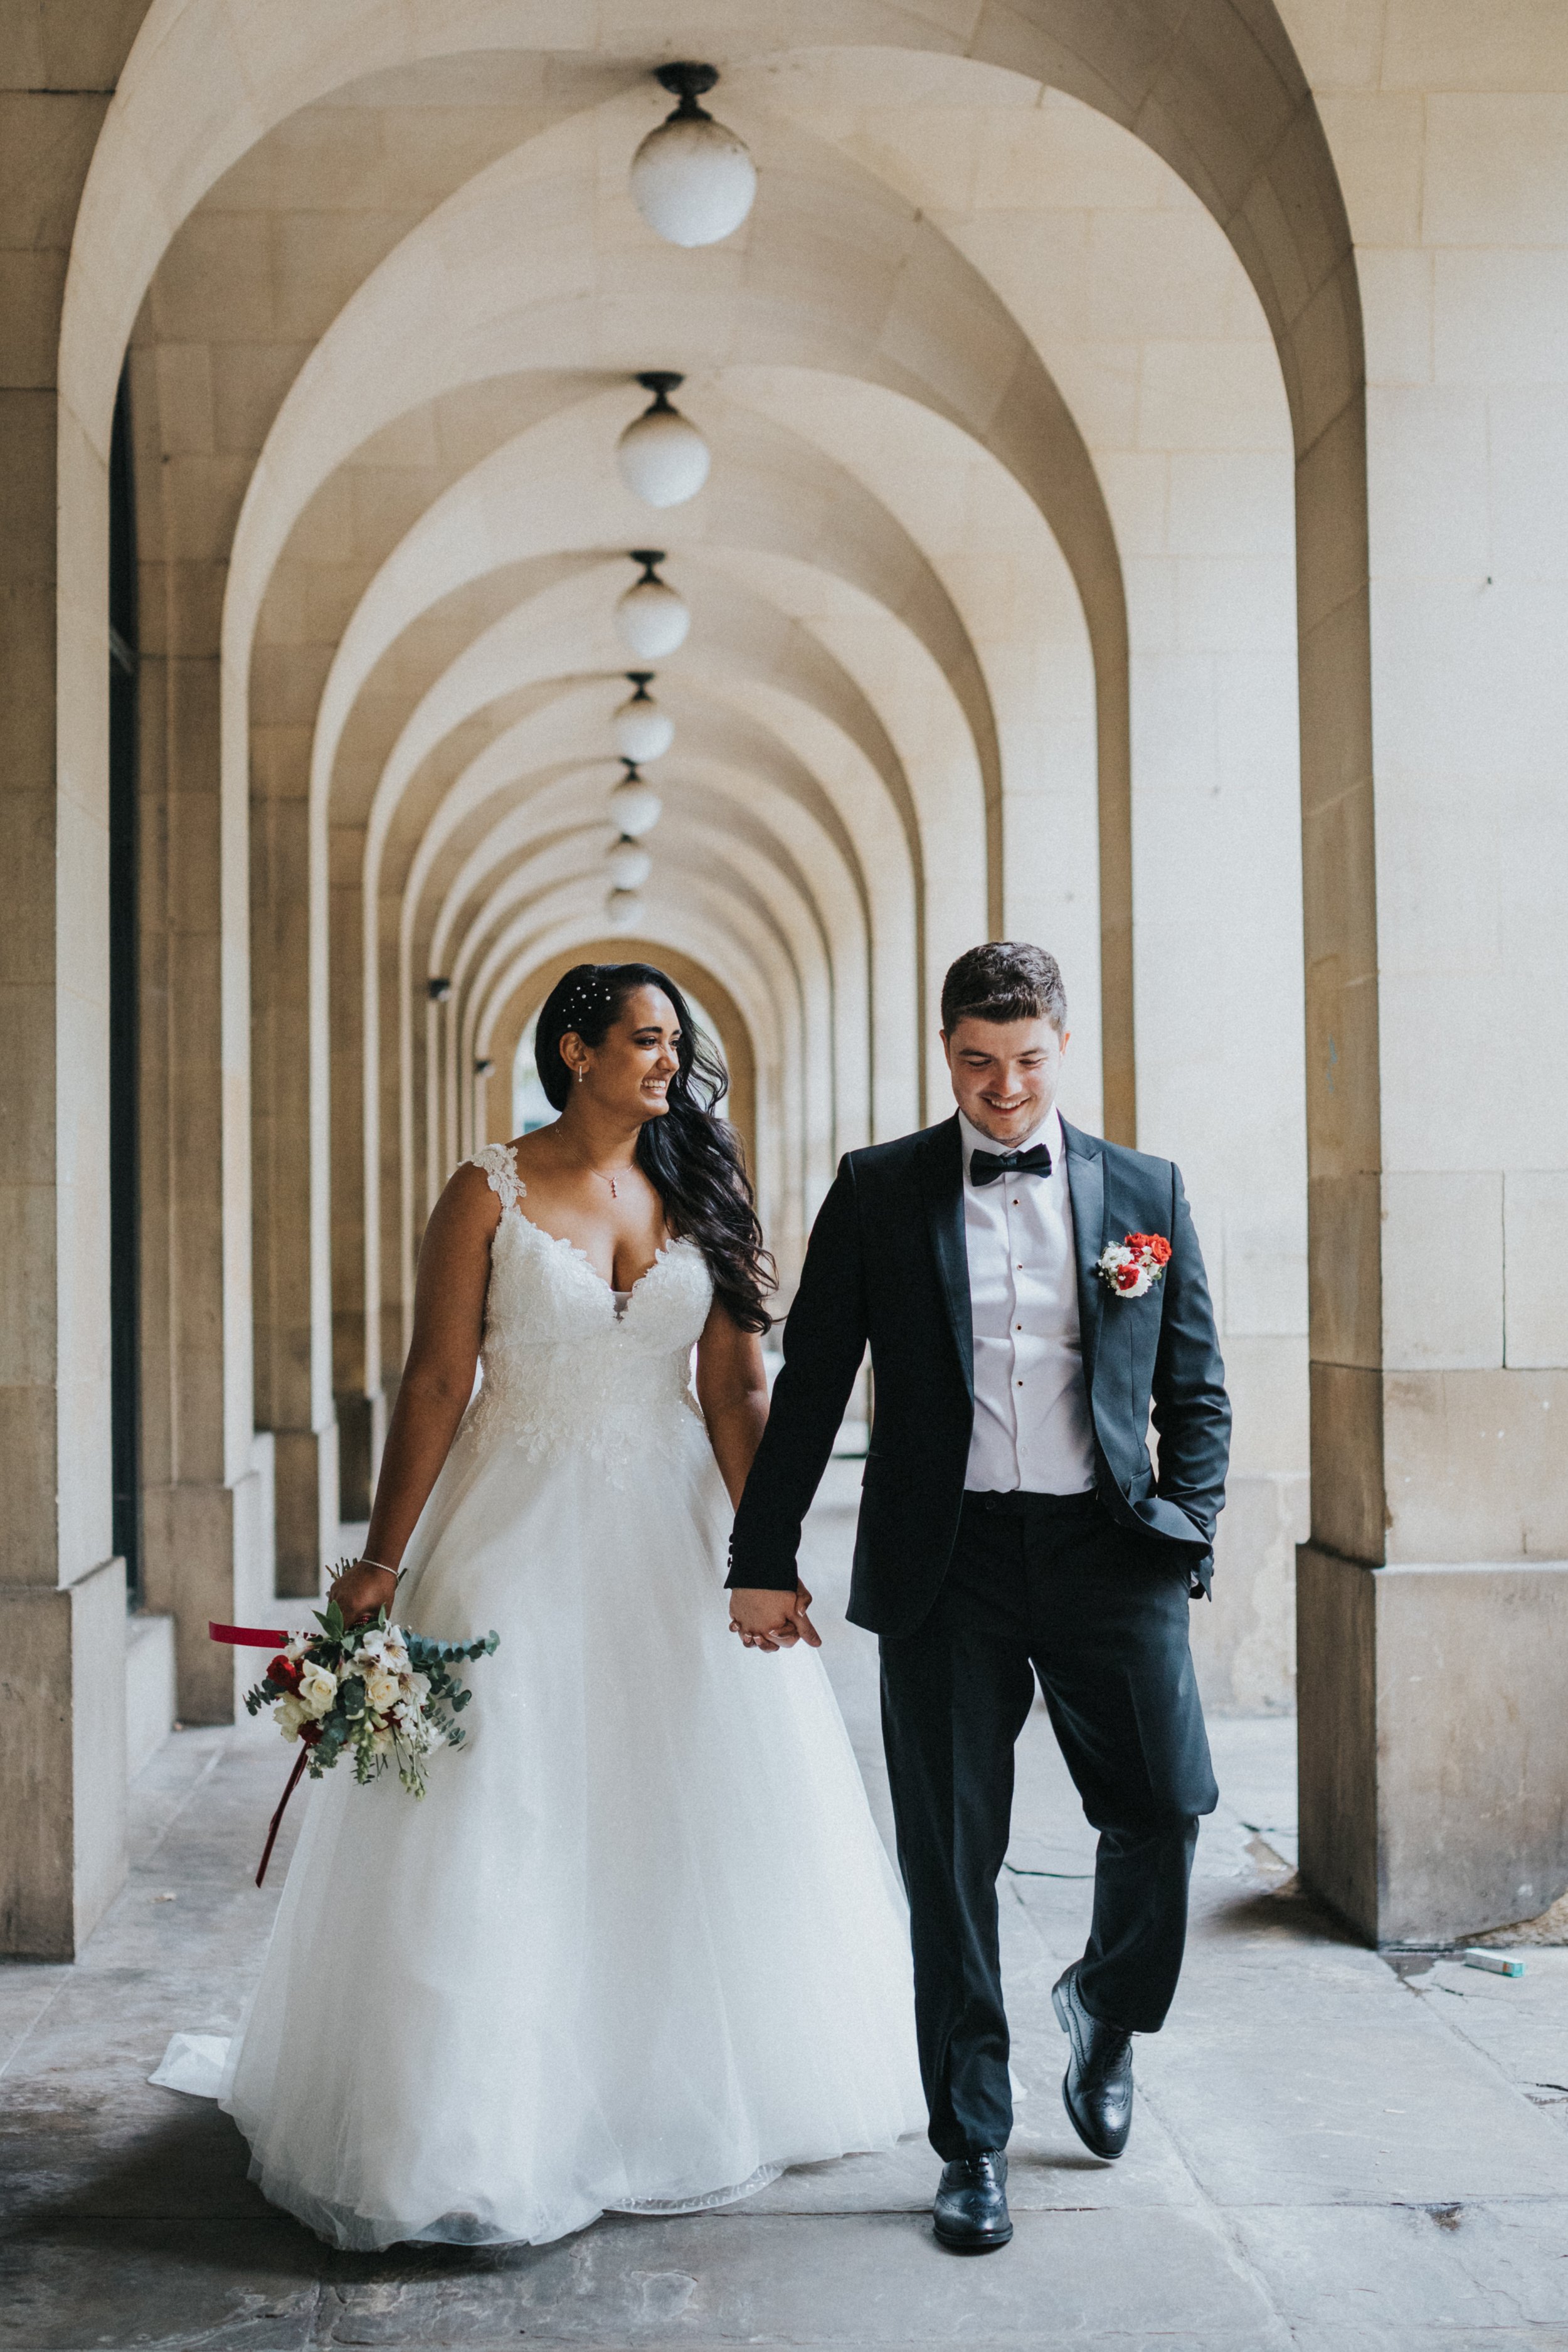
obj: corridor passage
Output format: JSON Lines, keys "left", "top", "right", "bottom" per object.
{"left": 5, "top": 1466, "right": 1568, "bottom": 2351}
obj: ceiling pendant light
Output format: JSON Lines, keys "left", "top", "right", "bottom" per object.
{"left": 613, "top": 672, "right": 674, "bottom": 763}
{"left": 606, "top": 837, "right": 653, "bottom": 893}
{"left": 615, "top": 549, "right": 689, "bottom": 659}
{"left": 610, "top": 759, "right": 663, "bottom": 839}
{"left": 607, "top": 887, "right": 646, "bottom": 934}
{"left": 617, "top": 372, "right": 710, "bottom": 507}
{"left": 630, "top": 63, "right": 756, "bottom": 248}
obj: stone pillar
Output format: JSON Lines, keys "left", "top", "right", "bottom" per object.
{"left": 124, "top": 328, "right": 277, "bottom": 1707}
{"left": 1296, "top": 59, "right": 1568, "bottom": 1943}
{"left": 377, "top": 884, "right": 410, "bottom": 1389}
{"left": 330, "top": 822, "right": 380, "bottom": 1521}
{"left": 0, "top": 29, "right": 144, "bottom": 1957}
{"left": 250, "top": 772, "right": 337, "bottom": 1594}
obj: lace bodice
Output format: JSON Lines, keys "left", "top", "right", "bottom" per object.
{"left": 465, "top": 1142, "right": 713, "bottom": 1481}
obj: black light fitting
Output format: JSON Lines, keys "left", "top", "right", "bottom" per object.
{"left": 654, "top": 61, "right": 719, "bottom": 118}
{"left": 634, "top": 371, "right": 684, "bottom": 410}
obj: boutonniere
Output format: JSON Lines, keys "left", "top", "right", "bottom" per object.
{"left": 1096, "top": 1232, "right": 1172, "bottom": 1299}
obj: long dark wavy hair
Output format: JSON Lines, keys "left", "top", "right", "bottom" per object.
{"left": 535, "top": 962, "right": 775, "bottom": 1333}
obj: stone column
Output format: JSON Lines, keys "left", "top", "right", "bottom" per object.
{"left": 249, "top": 770, "right": 337, "bottom": 1595}
{"left": 121, "top": 325, "right": 277, "bottom": 1707}
{"left": 0, "top": 29, "right": 141, "bottom": 1958}
{"left": 1296, "top": 60, "right": 1568, "bottom": 1944}
{"left": 246, "top": 531, "right": 347, "bottom": 1594}
{"left": 329, "top": 825, "right": 382, "bottom": 1520}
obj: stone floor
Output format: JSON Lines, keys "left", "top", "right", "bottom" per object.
{"left": 6, "top": 1466, "right": 1568, "bottom": 2350}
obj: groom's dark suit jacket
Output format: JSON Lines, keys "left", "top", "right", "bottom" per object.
{"left": 728, "top": 1115, "right": 1231, "bottom": 1637}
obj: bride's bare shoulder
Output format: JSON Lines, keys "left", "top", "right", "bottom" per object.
{"left": 509, "top": 1128, "right": 558, "bottom": 1177}
{"left": 433, "top": 1148, "right": 516, "bottom": 1234}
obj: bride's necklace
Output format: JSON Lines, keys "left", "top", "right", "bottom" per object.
{"left": 588, "top": 1165, "right": 633, "bottom": 1201}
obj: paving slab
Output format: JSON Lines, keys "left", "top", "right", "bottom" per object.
{"left": 1407, "top": 1950, "right": 1568, "bottom": 2107}
{"left": 1234, "top": 2196, "right": 1568, "bottom": 2331}
{"left": 0, "top": 1968, "right": 68, "bottom": 2075}
{"left": 1138, "top": 1939, "right": 1568, "bottom": 2206}
{"left": 0, "top": 2223, "right": 322, "bottom": 2352}
{"left": 297, "top": 2206, "right": 1284, "bottom": 2348}
{"left": 1285, "top": 2331, "right": 1568, "bottom": 2352}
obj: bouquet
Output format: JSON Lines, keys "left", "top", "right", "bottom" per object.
{"left": 245, "top": 1599, "right": 499, "bottom": 1795}
{"left": 211, "top": 1574, "right": 499, "bottom": 1883}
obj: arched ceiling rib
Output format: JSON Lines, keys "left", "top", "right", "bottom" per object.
{"left": 208, "top": 93, "right": 1128, "bottom": 941}
{"left": 435, "top": 760, "right": 864, "bottom": 1006}
{"left": 304, "top": 389, "right": 1003, "bottom": 845}
{"left": 78, "top": 8, "right": 1353, "bottom": 470}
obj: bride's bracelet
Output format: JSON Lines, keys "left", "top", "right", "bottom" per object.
{"left": 359, "top": 1556, "right": 403, "bottom": 1582}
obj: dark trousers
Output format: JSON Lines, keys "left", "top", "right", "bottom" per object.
{"left": 879, "top": 1488, "right": 1218, "bottom": 2161}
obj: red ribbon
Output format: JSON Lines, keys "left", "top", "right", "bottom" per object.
{"left": 253, "top": 1745, "right": 312, "bottom": 1888}
{"left": 208, "top": 1621, "right": 310, "bottom": 1883}
{"left": 209, "top": 1621, "right": 290, "bottom": 1648}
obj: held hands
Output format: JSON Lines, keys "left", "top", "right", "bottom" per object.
{"left": 328, "top": 1559, "right": 398, "bottom": 1628}
{"left": 728, "top": 1584, "right": 822, "bottom": 1653}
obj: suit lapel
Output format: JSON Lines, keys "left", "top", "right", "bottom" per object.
{"left": 916, "top": 1116, "right": 973, "bottom": 1399}
{"left": 1062, "top": 1122, "right": 1106, "bottom": 1393}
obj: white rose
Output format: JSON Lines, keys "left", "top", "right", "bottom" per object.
{"left": 297, "top": 1661, "right": 337, "bottom": 1719}
{"left": 273, "top": 1693, "right": 309, "bottom": 1742}
{"left": 365, "top": 1670, "right": 401, "bottom": 1713}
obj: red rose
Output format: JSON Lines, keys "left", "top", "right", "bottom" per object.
{"left": 300, "top": 1721, "right": 323, "bottom": 1747}
{"left": 268, "top": 1654, "right": 302, "bottom": 1691}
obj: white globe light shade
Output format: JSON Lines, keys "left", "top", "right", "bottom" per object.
{"left": 610, "top": 775, "right": 662, "bottom": 838}
{"left": 605, "top": 838, "right": 653, "bottom": 892}
{"left": 630, "top": 112, "right": 756, "bottom": 247}
{"left": 615, "top": 576, "right": 689, "bottom": 659}
{"left": 617, "top": 406, "right": 710, "bottom": 507}
{"left": 613, "top": 689, "right": 674, "bottom": 764}
{"left": 607, "top": 887, "right": 646, "bottom": 933}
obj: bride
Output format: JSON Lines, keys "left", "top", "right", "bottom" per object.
{"left": 156, "top": 960, "right": 924, "bottom": 2250}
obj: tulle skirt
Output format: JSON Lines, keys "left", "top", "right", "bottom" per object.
{"left": 166, "top": 1406, "right": 924, "bottom": 2249}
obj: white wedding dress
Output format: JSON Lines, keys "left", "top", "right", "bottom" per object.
{"left": 152, "top": 1142, "right": 924, "bottom": 2249}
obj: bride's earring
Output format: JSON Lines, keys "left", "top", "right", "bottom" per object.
{"left": 576, "top": 1062, "right": 586, "bottom": 1084}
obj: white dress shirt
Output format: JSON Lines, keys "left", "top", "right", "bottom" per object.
{"left": 958, "top": 1107, "right": 1098, "bottom": 1495}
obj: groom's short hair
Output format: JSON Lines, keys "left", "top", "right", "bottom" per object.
{"left": 941, "top": 941, "right": 1067, "bottom": 1034}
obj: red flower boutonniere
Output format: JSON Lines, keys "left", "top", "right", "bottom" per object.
{"left": 1096, "top": 1231, "right": 1172, "bottom": 1299}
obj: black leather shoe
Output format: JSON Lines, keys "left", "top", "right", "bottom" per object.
{"left": 932, "top": 2151, "right": 1012, "bottom": 2252}
{"left": 1052, "top": 1963, "right": 1134, "bottom": 2159}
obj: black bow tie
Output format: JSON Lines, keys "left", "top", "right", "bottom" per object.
{"left": 970, "top": 1143, "right": 1053, "bottom": 1187}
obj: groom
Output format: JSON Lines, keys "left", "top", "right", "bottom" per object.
{"left": 727, "top": 943, "right": 1228, "bottom": 2253}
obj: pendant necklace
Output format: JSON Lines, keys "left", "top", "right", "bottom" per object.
{"left": 590, "top": 1167, "right": 628, "bottom": 1201}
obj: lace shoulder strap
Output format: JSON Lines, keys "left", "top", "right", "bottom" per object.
{"left": 471, "top": 1142, "right": 526, "bottom": 1214}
